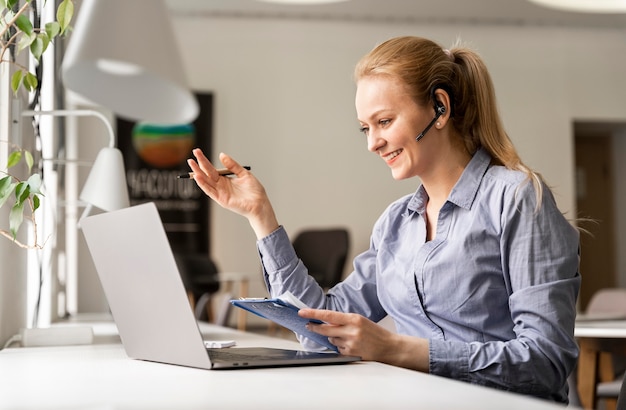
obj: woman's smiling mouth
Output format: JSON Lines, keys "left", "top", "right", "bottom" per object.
{"left": 383, "top": 149, "right": 403, "bottom": 162}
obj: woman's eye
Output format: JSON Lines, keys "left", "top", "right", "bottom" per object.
{"left": 359, "top": 126, "right": 369, "bottom": 136}
{"left": 380, "top": 119, "right": 391, "bottom": 126}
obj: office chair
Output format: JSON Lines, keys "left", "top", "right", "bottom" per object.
{"left": 174, "top": 253, "right": 221, "bottom": 322}
{"left": 617, "top": 376, "right": 626, "bottom": 410}
{"left": 266, "top": 228, "right": 350, "bottom": 338}
{"left": 292, "top": 228, "right": 350, "bottom": 289}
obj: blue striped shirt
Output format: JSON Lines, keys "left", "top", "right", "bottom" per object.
{"left": 258, "top": 147, "right": 580, "bottom": 403}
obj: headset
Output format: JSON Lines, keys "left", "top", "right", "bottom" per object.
{"left": 415, "top": 90, "right": 447, "bottom": 142}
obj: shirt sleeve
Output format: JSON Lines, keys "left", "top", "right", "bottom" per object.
{"left": 257, "top": 225, "right": 386, "bottom": 350}
{"left": 256, "top": 226, "right": 320, "bottom": 302}
{"left": 430, "top": 181, "right": 581, "bottom": 401}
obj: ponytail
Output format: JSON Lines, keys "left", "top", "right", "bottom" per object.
{"left": 449, "top": 43, "right": 544, "bottom": 205}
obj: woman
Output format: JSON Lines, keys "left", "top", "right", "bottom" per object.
{"left": 187, "top": 36, "right": 580, "bottom": 403}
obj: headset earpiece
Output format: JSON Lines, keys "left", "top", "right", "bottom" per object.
{"left": 416, "top": 95, "right": 446, "bottom": 142}
{"left": 435, "top": 102, "right": 446, "bottom": 116}
{"left": 416, "top": 88, "right": 447, "bottom": 142}
{"left": 431, "top": 85, "right": 446, "bottom": 117}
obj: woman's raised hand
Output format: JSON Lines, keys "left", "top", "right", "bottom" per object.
{"left": 187, "top": 149, "right": 280, "bottom": 238}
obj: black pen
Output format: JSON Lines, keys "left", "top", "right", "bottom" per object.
{"left": 177, "top": 166, "right": 251, "bottom": 179}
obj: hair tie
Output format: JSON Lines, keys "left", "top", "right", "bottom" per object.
{"left": 444, "top": 48, "right": 453, "bottom": 61}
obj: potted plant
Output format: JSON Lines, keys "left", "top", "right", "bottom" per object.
{"left": 0, "top": 0, "right": 73, "bottom": 249}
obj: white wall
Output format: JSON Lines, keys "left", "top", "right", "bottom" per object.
{"left": 166, "top": 16, "right": 626, "bottom": 300}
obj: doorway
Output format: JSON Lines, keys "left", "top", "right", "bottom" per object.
{"left": 574, "top": 133, "right": 616, "bottom": 311}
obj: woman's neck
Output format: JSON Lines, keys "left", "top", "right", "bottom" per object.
{"left": 421, "top": 146, "right": 472, "bottom": 205}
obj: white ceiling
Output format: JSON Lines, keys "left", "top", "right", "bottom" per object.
{"left": 165, "top": 0, "right": 626, "bottom": 29}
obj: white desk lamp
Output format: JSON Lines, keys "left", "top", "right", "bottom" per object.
{"left": 20, "top": 109, "right": 129, "bottom": 222}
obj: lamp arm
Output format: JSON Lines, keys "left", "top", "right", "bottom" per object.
{"left": 21, "top": 109, "right": 116, "bottom": 148}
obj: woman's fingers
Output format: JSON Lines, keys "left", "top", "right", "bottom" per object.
{"left": 301, "top": 309, "right": 355, "bottom": 340}
{"left": 187, "top": 148, "right": 230, "bottom": 201}
{"left": 299, "top": 308, "right": 348, "bottom": 325}
{"left": 193, "top": 148, "right": 224, "bottom": 182}
{"left": 219, "top": 152, "right": 251, "bottom": 178}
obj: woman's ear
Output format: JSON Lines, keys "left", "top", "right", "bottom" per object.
{"left": 433, "top": 88, "right": 451, "bottom": 128}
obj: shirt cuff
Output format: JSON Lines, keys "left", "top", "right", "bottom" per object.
{"left": 256, "top": 226, "right": 297, "bottom": 273}
{"left": 429, "top": 338, "right": 470, "bottom": 382}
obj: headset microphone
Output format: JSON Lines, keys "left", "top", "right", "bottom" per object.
{"left": 415, "top": 103, "right": 446, "bottom": 142}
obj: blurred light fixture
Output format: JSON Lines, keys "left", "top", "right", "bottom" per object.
{"left": 62, "top": 0, "right": 199, "bottom": 125}
{"left": 527, "top": 0, "right": 626, "bottom": 13}
{"left": 256, "top": 0, "right": 349, "bottom": 4}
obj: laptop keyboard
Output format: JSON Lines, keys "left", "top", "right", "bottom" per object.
{"left": 207, "top": 347, "right": 339, "bottom": 363}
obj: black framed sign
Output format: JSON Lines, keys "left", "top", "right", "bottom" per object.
{"left": 116, "top": 93, "right": 213, "bottom": 255}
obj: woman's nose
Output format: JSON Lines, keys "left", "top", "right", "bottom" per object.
{"left": 367, "top": 131, "right": 385, "bottom": 153}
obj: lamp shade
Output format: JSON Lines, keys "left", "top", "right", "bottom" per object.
{"left": 61, "top": 0, "right": 199, "bottom": 125}
{"left": 79, "top": 148, "right": 130, "bottom": 212}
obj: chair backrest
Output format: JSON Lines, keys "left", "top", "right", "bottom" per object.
{"left": 174, "top": 253, "right": 220, "bottom": 296}
{"left": 174, "top": 253, "right": 221, "bottom": 321}
{"left": 618, "top": 375, "right": 626, "bottom": 410}
{"left": 292, "top": 228, "right": 350, "bottom": 289}
{"left": 586, "top": 288, "right": 626, "bottom": 316}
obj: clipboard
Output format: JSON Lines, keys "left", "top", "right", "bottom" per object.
{"left": 230, "top": 292, "right": 336, "bottom": 351}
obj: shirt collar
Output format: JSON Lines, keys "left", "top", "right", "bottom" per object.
{"left": 407, "top": 147, "right": 491, "bottom": 215}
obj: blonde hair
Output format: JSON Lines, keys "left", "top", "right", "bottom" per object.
{"left": 354, "top": 36, "right": 544, "bottom": 205}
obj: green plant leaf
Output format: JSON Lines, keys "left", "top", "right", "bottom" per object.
{"left": 0, "top": 180, "right": 16, "bottom": 209}
{"left": 26, "top": 173, "right": 42, "bottom": 195}
{"left": 29, "top": 36, "right": 43, "bottom": 60}
{"left": 13, "top": 181, "right": 30, "bottom": 206}
{"left": 14, "top": 14, "right": 33, "bottom": 36}
{"left": 9, "top": 201, "right": 24, "bottom": 239}
{"left": 23, "top": 72, "right": 38, "bottom": 92}
{"left": 45, "top": 21, "right": 61, "bottom": 39}
{"left": 10, "top": 70, "right": 23, "bottom": 95}
{"left": 19, "top": 187, "right": 30, "bottom": 206}
{"left": 7, "top": 150, "right": 21, "bottom": 168}
{"left": 0, "top": 176, "right": 11, "bottom": 194}
{"left": 0, "top": 176, "right": 13, "bottom": 208}
{"left": 16, "top": 31, "right": 35, "bottom": 53}
{"left": 37, "top": 31, "right": 51, "bottom": 55}
{"left": 57, "top": 0, "right": 74, "bottom": 35}
{"left": 32, "top": 194, "right": 40, "bottom": 212}
{"left": 24, "top": 150, "right": 34, "bottom": 172}
{"left": 6, "top": 0, "right": 20, "bottom": 9}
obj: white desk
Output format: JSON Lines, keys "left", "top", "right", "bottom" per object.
{"left": 574, "top": 320, "right": 626, "bottom": 410}
{"left": 0, "top": 320, "right": 568, "bottom": 410}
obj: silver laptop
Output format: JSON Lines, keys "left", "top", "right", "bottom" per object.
{"left": 80, "top": 202, "right": 359, "bottom": 369}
